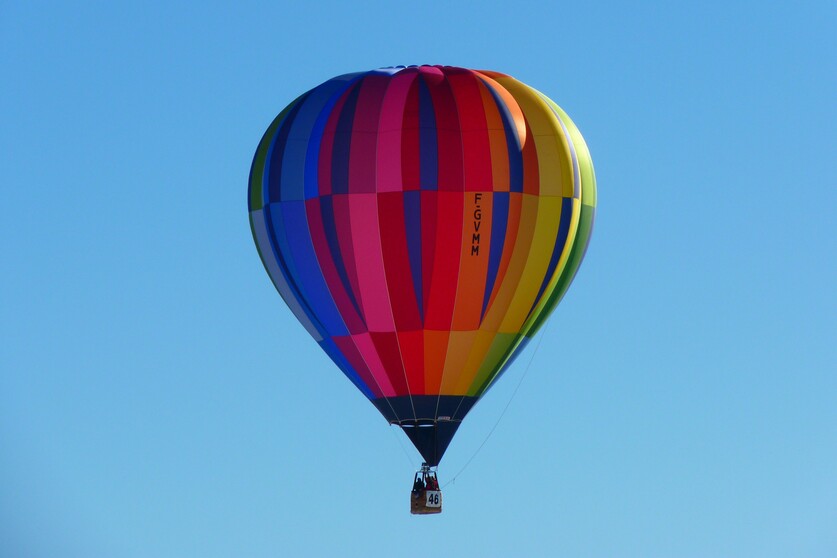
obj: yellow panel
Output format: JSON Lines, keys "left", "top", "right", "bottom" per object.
{"left": 539, "top": 94, "right": 598, "bottom": 208}
{"left": 499, "top": 195, "right": 563, "bottom": 332}
{"left": 494, "top": 77, "right": 575, "bottom": 199}
{"left": 439, "top": 330, "right": 479, "bottom": 394}
{"left": 449, "top": 329, "right": 497, "bottom": 394}
{"left": 521, "top": 198, "right": 581, "bottom": 334}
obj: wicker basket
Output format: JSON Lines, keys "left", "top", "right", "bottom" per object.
{"left": 410, "top": 489, "right": 442, "bottom": 515}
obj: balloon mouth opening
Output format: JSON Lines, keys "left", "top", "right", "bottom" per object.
{"left": 390, "top": 418, "right": 459, "bottom": 427}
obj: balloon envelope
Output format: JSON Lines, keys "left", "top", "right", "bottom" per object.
{"left": 249, "top": 66, "right": 596, "bottom": 465}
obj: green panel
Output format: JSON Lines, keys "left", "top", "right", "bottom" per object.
{"left": 467, "top": 332, "right": 524, "bottom": 396}
{"left": 540, "top": 95, "right": 597, "bottom": 208}
{"left": 466, "top": 94, "right": 598, "bottom": 399}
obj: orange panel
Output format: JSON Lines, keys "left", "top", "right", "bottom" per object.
{"left": 423, "top": 329, "right": 450, "bottom": 395}
{"left": 479, "top": 85, "right": 510, "bottom": 192}
{"left": 480, "top": 195, "right": 539, "bottom": 332}
{"left": 451, "top": 191, "right": 493, "bottom": 330}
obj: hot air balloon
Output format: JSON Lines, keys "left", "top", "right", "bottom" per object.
{"left": 248, "top": 65, "right": 596, "bottom": 513}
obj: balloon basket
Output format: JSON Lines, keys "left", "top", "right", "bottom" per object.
{"left": 410, "top": 464, "right": 442, "bottom": 515}
{"left": 410, "top": 489, "right": 443, "bottom": 514}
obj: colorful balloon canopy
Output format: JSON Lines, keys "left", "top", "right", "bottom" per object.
{"left": 249, "top": 65, "right": 596, "bottom": 466}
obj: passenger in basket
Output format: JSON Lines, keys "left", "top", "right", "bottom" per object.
{"left": 426, "top": 475, "right": 438, "bottom": 491}
{"left": 412, "top": 475, "right": 425, "bottom": 494}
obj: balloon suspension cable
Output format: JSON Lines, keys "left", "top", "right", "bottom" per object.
{"left": 441, "top": 318, "right": 552, "bottom": 489}
{"left": 390, "top": 421, "right": 420, "bottom": 468}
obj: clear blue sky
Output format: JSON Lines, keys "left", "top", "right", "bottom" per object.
{"left": 2, "top": 1, "right": 835, "bottom": 557}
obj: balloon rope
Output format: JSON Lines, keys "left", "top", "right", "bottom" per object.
{"left": 441, "top": 319, "right": 550, "bottom": 489}
{"left": 390, "top": 423, "right": 419, "bottom": 468}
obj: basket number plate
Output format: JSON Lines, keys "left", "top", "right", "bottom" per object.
{"left": 425, "top": 490, "right": 441, "bottom": 508}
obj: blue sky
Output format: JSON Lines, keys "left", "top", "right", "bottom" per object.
{"left": 2, "top": 1, "right": 835, "bottom": 557}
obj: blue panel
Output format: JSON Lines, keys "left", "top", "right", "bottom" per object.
{"left": 280, "top": 78, "right": 368, "bottom": 202}
{"left": 263, "top": 203, "right": 328, "bottom": 339}
{"left": 303, "top": 73, "right": 366, "bottom": 199}
{"left": 403, "top": 190, "right": 423, "bottom": 321}
{"left": 331, "top": 82, "right": 363, "bottom": 195}
{"left": 481, "top": 191, "right": 509, "bottom": 319}
{"left": 280, "top": 201, "right": 349, "bottom": 336}
{"left": 319, "top": 195, "right": 365, "bottom": 322}
{"left": 479, "top": 78, "right": 523, "bottom": 193}
{"left": 370, "top": 67, "right": 403, "bottom": 76}
{"left": 251, "top": 209, "right": 323, "bottom": 340}
{"left": 318, "top": 337, "right": 374, "bottom": 399}
{"left": 266, "top": 95, "right": 308, "bottom": 203}
{"left": 279, "top": 139, "right": 308, "bottom": 201}
{"left": 248, "top": 95, "right": 304, "bottom": 212}
{"left": 526, "top": 196, "right": 574, "bottom": 319}
{"left": 417, "top": 76, "right": 438, "bottom": 191}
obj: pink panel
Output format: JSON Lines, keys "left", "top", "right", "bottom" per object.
{"left": 418, "top": 65, "right": 445, "bottom": 84}
{"left": 349, "top": 75, "right": 389, "bottom": 193}
{"left": 353, "top": 332, "right": 396, "bottom": 396}
{"left": 377, "top": 69, "right": 419, "bottom": 192}
{"left": 349, "top": 193, "right": 396, "bottom": 332}
{"left": 377, "top": 192, "right": 422, "bottom": 330}
{"left": 305, "top": 198, "right": 365, "bottom": 334}
{"left": 332, "top": 335, "right": 385, "bottom": 398}
{"left": 331, "top": 194, "right": 364, "bottom": 321}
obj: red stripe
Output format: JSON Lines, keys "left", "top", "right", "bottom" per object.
{"left": 378, "top": 192, "right": 422, "bottom": 330}
{"left": 401, "top": 78, "right": 421, "bottom": 191}
{"left": 369, "top": 331, "right": 409, "bottom": 395}
{"left": 349, "top": 75, "right": 389, "bottom": 194}
{"left": 424, "top": 191, "right": 464, "bottom": 329}
{"left": 448, "top": 69, "right": 492, "bottom": 192}
{"left": 426, "top": 72, "right": 463, "bottom": 192}
{"left": 397, "top": 330, "right": 425, "bottom": 394}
